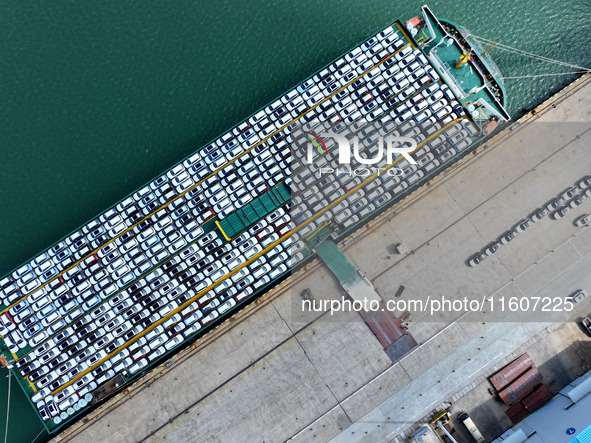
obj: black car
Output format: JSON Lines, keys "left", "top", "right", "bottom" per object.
{"left": 20, "top": 364, "right": 35, "bottom": 377}
{"left": 128, "top": 211, "right": 142, "bottom": 224}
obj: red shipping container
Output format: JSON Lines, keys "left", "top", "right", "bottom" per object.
{"left": 505, "top": 402, "right": 529, "bottom": 424}
{"left": 499, "top": 367, "right": 543, "bottom": 405}
{"left": 490, "top": 354, "right": 534, "bottom": 391}
{"left": 522, "top": 384, "right": 553, "bottom": 412}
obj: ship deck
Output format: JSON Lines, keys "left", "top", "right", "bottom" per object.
{"left": 417, "top": 7, "right": 510, "bottom": 122}
{"left": 0, "top": 16, "right": 497, "bottom": 434}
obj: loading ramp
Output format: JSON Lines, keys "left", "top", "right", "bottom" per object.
{"left": 304, "top": 228, "right": 417, "bottom": 361}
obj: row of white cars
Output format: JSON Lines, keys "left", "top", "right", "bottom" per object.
{"left": 287, "top": 118, "right": 475, "bottom": 253}
{"left": 0, "top": 23, "right": 407, "bottom": 327}
{"left": 1, "top": 24, "right": 479, "bottom": 426}
{"left": 468, "top": 177, "right": 591, "bottom": 266}
{"left": 283, "top": 48, "right": 476, "bottom": 246}
{"left": 0, "top": 25, "right": 412, "bottom": 353}
{"left": 21, "top": 205, "right": 297, "bottom": 422}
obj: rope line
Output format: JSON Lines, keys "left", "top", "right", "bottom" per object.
{"left": 501, "top": 71, "right": 589, "bottom": 79}
{"left": 3, "top": 369, "right": 10, "bottom": 443}
{"left": 471, "top": 34, "right": 591, "bottom": 73}
{"left": 30, "top": 428, "right": 46, "bottom": 443}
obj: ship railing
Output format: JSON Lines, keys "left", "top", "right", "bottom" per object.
{"left": 445, "top": 30, "right": 508, "bottom": 116}
{"left": 474, "top": 98, "right": 507, "bottom": 122}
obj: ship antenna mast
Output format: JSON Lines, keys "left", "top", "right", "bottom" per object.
{"left": 455, "top": 38, "right": 499, "bottom": 69}
{"left": 481, "top": 39, "right": 499, "bottom": 57}
{"left": 455, "top": 49, "right": 472, "bottom": 69}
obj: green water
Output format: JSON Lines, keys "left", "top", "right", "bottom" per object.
{"left": 0, "top": 1, "right": 589, "bottom": 441}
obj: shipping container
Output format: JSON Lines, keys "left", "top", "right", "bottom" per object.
{"left": 499, "top": 367, "right": 543, "bottom": 405}
{"left": 522, "top": 384, "right": 553, "bottom": 412}
{"left": 504, "top": 402, "right": 529, "bottom": 424}
{"left": 489, "top": 353, "right": 534, "bottom": 391}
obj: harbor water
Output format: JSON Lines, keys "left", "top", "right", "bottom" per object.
{"left": 0, "top": 1, "right": 589, "bottom": 441}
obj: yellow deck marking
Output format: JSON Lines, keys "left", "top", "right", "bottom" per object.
{"left": 15, "top": 41, "right": 414, "bottom": 363}
{"left": 215, "top": 221, "right": 231, "bottom": 242}
{"left": 45, "top": 117, "right": 459, "bottom": 396}
{"left": 1, "top": 36, "right": 411, "bottom": 317}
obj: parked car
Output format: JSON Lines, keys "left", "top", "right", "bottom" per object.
{"left": 500, "top": 229, "right": 519, "bottom": 245}
{"left": 514, "top": 218, "right": 532, "bottom": 233}
{"left": 552, "top": 206, "right": 571, "bottom": 219}
{"left": 128, "top": 358, "right": 148, "bottom": 375}
{"left": 546, "top": 197, "right": 565, "bottom": 211}
{"left": 468, "top": 253, "right": 486, "bottom": 267}
{"left": 561, "top": 186, "right": 579, "bottom": 200}
{"left": 580, "top": 317, "right": 591, "bottom": 336}
{"left": 484, "top": 242, "right": 501, "bottom": 256}
{"left": 578, "top": 177, "right": 591, "bottom": 189}
{"left": 569, "top": 194, "right": 587, "bottom": 208}
{"left": 574, "top": 214, "right": 590, "bottom": 227}
{"left": 530, "top": 208, "right": 548, "bottom": 222}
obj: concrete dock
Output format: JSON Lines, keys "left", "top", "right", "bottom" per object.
{"left": 54, "top": 74, "right": 591, "bottom": 443}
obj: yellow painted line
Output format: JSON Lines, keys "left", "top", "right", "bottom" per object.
{"left": 43, "top": 122, "right": 409, "bottom": 395}
{"left": 41, "top": 43, "right": 419, "bottom": 394}
{"left": 215, "top": 221, "right": 231, "bottom": 242}
{"left": 1, "top": 38, "right": 412, "bottom": 317}
{"left": 26, "top": 375, "right": 37, "bottom": 393}
{"left": 147, "top": 320, "right": 325, "bottom": 443}
{"left": 44, "top": 31, "right": 462, "bottom": 402}
{"left": 16, "top": 41, "right": 415, "bottom": 365}
{"left": 302, "top": 222, "right": 329, "bottom": 242}
{"left": 357, "top": 417, "right": 368, "bottom": 426}
{"left": 55, "top": 115, "right": 460, "bottom": 396}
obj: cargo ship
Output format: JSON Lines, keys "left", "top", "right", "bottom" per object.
{"left": 0, "top": 6, "right": 508, "bottom": 434}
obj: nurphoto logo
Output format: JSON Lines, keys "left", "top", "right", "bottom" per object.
{"left": 304, "top": 132, "right": 417, "bottom": 177}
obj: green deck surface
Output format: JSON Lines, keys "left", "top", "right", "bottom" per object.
{"left": 218, "top": 183, "right": 291, "bottom": 239}
{"left": 314, "top": 240, "right": 361, "bottom": 288}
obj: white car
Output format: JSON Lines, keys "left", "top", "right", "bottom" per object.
{"left": 200, "top": 311, "right": 219, "bottom": 326}
{"left": 574, "top": 214, "right": 590, "bottom": 227}
{"left": 217, "top": 299, "right": 237, "bottom": 314}
{"left": 164, "top": 335, "right": 184, "bottom": 351}
{"left": 58, "top": 395, "right": 78, "bottom": 412}
{"left": 128, "top": 358, "right": 148, "bottom": 375}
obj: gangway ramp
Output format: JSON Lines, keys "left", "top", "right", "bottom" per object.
{"left": 311, "top": 237, "right": 417, "bottom": 361}
{"left": 314, "top": 240, "right": 380, "bottom": 304}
